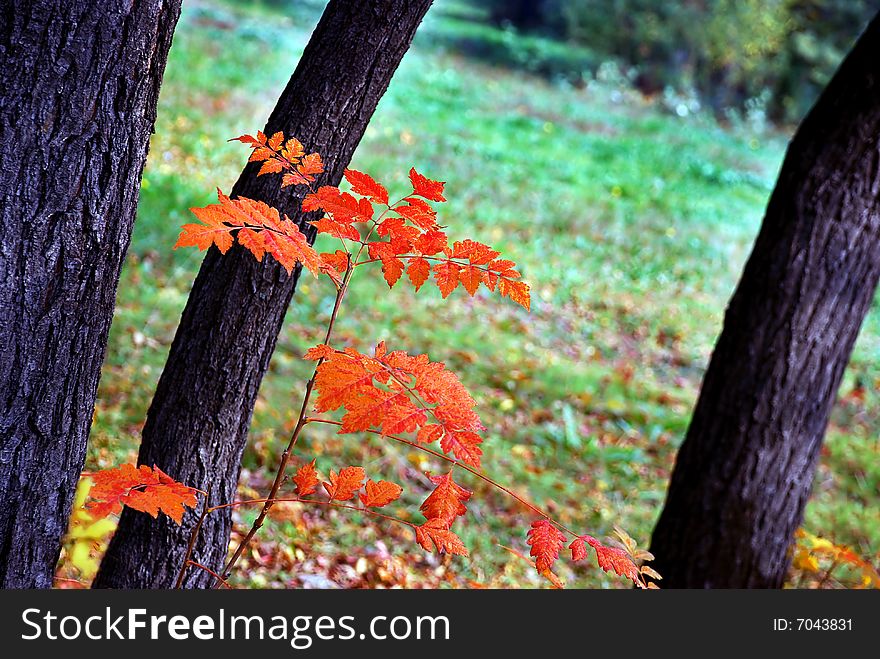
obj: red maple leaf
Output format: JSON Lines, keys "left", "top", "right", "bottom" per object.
{"left": 87, "top": 464, "right": 198, "bottom": 524}
{"left": 569, "top": 536, "right": 589, "bottom": 562}
{"left": 416, "top": 424, "right": 444, "bottom": 445}
{"left": 323, "top": 466, "right": 366, "bottom": 501}
{"left": 583, "top": 536, "right": 642, "bottom": 585}
{"left": 293, "top": 459, "right": 319, "bottom": 496}
{"left": 395, "top": 198, "right": 437, "bottom": 230}
{"left": 409, "top": 167, "right": 446, "bottom": 202}
{"left": 344, "top": 168, "right": 388, "bottom": 205}
{"left": 527, "top": 519, "right": 567, "bottom": 573}
{"left": 432, "top": 260, "right": 461, "bottom": 298}
{"left": 359, "top": 479, "right": 403, "bottom": 508}
{"left": 406, "top": 257, "right": 431, "bottom": 291}
{"left": 414, "top": 229, "right": 448, "bottom": 256}
{"left": 419, "top": 471, "right": 471, "bottom": 528}
{"left": 310, "top": 216, "right": 361, "bottom": 241}
{"left": 310, "top": 344, "right": 485, "bottom": 466}
{"left": 303, "top": 186, "right": 374, "bottom": 223}
{"left": 415, "top": 518, "right": 468, "bottom": 556}
{"left": 439, "top": 431, "right": 483, "bottom": 468}
{"left": 179, "top": 190, "right": 323, "bottom": 277}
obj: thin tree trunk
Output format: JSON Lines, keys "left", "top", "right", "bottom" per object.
{"left": 94, "top": 0, "right": 433, "bottom": 589}
{"left": 0, "top": 0, "right": 181, "bottom": 588}
{"left": 649, "top": 13, "right": 880, "bottom": 588}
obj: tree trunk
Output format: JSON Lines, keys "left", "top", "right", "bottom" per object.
{"left": 649, "top": 13, "right": 880, "bottom": 588}
{"left": 0, "top": 0, "right": 181, "bottom": 588}
{"left": 94, "top": 0, "right": 433, "bottom": 589}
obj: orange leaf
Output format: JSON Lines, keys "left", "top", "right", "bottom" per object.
{"left": 377, "top": 217, "right": 420, "bottom": 245}
{"left": 232, "top": 133, "right": 266, "bottom": 149}
{"left": 237, "top": 227, "right": 266, "bottom": 261}
{"left": 303, "top": 343, "right": 336, "bottom": 361}
{"left": 569, "top": 536, "right": 588, "bottom": 562}
{"left": 257, "top": 158, "right": 284, "bottom": 176}
{"left": 297, "top": 152, "right": 323, "bottom": 179}
{"left": 320, "top": 250, "right": 350, "bottom": 273}
{"left": 380, "top": 256, "right": 405, "bottom": 288}
{"left": 452, "top": 239, "right": 500, "bottom": 265}
{"left": 302, "top": 186, "right": 373, "bottom": 223}
{"left": 406, "top": 257, "right": 431, "bottom": 291}
{"left": 540, "top": 568, "right": 565, "bottom": 589}
{"left": 339, "top": 389, "right": 426, "bottom": 435}
{"left": 323, "top": 466, "right": 366, "bottom": 501}
{"left": 267, "top": 131, "right": 284, "bottom": 151}
{"left": 312, "top": 344, "right": 484, "bottom": 446}
{"left": 312, "top": 348, "right": 385, "bottom": 412}
{"left": 409, "top": 167, "right": 446, "bottom": 202}
{"left": 458, "top": 265, "right": 483, "bottom": 296}
{"left": 498, "top": 278, "right": 531, "bottom": 311}
{"left": 87, "top": 464, "right": 198, "bottom": 524}
{"left": 420, "top": 471, "right": 471, "bottom": 528}
{"left": 440, "top": 430, "right": 483, "bottom": 468}
{"left": 310, "top": 217, "right": 361, "bottom": 241}
{"left": 527, "top": 519, "right": 566, "bottom": 574}
{"left": 176, "top": 188, "right": 248, "bottom": 253}
{"left": 415, "top": 518, "right": 468, "bottom": 556}
{"left": 282, "top": 136, "right": 305, "bottom": 160}
{"left": 359, "top": 479, "right": 403, "bottom": 507}
{"left": 282, "top": 171, "right": 312, "bottom": 188}
{"left": 293, "top": 459, "right": 319, "bottom": 496}
{"left": 395, "top": 198, "right": 437, "bottom": 230}
{"left": 416, "top": 423, "right": 444, "bottom": 445}
{"left": 181, "top": 190, "right": 322, "bottom": 277}
{"left": 247, "top": 147, "right": 274, "bottom": 163}
{"left": 433, "top": 260, "right": 460, "bottom": 298}
{"left": 345, "top": 168, "right": 388, "bottom": 205}
{"left": 414, "top": 229, "right": 448, "bottom": 256}
{"left": 258, "top": 221, "right": 323, "bottom": 276}
{"left": 584, "top": 536, "right": 642, "bottom": 585}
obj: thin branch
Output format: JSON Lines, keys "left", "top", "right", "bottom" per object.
{"left": 307, "top": 417, "right": 580, "bottom": 538}
{"left": 218, "top": 258, "right": 354, "bottom": 582}
{"left": 186, "top": 561, "right": 233, "bottom": 589}
{"left": 181, "top": 495, "right": 415, "bottom": 589}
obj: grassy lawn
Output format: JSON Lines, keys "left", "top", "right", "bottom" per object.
{"left": 67, "top": 0, "right": 879, "bottom": 588}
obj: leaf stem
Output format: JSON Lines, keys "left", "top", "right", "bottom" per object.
{"left": 216, "top": 259, "right": 354, "bottom": 584}
{"left": 306, "top": 417, "right": 579, "bottom": 538}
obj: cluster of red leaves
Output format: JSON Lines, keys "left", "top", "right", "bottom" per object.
{"left": 415, "top": 471, "right": 471, "bottom": 557}
{"left": 569, "top": 535, "right": 641, "bottom": 584}
{"left": 138, "top": 132, "right": 655, "bottom": 589}
{"left": 86, "top": 464, "right": 198, "bottom": 524}
{"left": 291, "top": 458, "right": 471, "bottom": 558}
{"left": 291, "top": 461, "right": 403, "bottom": 509}
{"left": 525, "top": 520, "right": 647, "bottom": 587}
{"left": 228, "top": 130, "right": 530, "bottom": 310}
{"left": 305, "top": 341, "right": 485, "bottom": 468}
{"left": 174, "top": 190, "right": 327, "bottom": 277}
{"left": 234, "top": 131, "right": 324, "bottom": 187}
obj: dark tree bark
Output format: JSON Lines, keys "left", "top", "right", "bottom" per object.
{"left": 94, "top": 0, "right": 433, "bottom": 589}
{"left": 0, "top": 0, "right": 181, "bottom": 587}
{"left": 649, "top": 13, "right": 880, "bottom": 588}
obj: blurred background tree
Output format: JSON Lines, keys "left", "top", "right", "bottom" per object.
{"left": 483, "top": 0, "right": 877, "bottom": 123}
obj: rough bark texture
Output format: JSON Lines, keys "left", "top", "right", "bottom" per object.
{"left": 0, "top": 0, "right": 181, "bottom": 588}
{"left": 94, "top": 0, "right": 433, "bottom": 589}
{"left": 649, "top": 13, "right": 880, "bottom": 588}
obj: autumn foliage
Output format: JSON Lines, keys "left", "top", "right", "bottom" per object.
{"left": 86, "top": 464, "right": 198, "bottom": 524}
{"left": 86, "top": 130, "right": 657, "bottom": 589}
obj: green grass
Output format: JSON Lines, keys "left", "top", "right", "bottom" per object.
{"left": 81, "top": 0, "right": 879, "bottom": 588}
